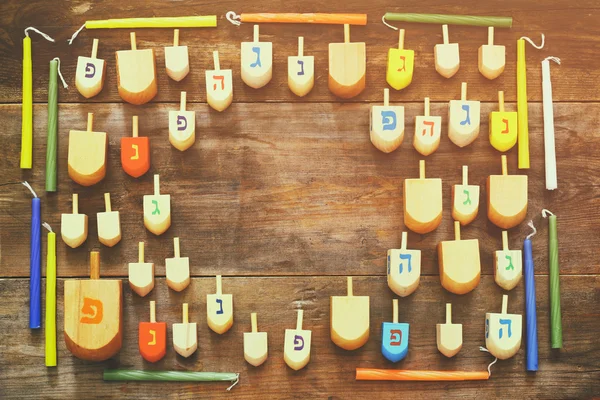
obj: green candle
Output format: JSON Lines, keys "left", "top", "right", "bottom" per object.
{"left": 45, "top": 59, "right": 58, "bottom": 192}
{"left": 104, "top": 370, "right": 239, "bottom": 390}
{"left": 383, "top": 13, "right": 512, "bottom": 28}
{"left": 548, "top": 213, "right": 563, "bottom": 348}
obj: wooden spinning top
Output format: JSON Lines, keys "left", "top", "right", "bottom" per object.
{"left": 284, "top": 310, "right": 312, "bottom": 370}
{"left": 172, "top": 303, "right": 197, "bottom": 357}
{"left": 434, "top": 25, "right": 459, "bottom": 78}
{"left": 206, "top": 275, "right": 233, "bottom": 334}
{"left": 244, "top": 312, "right": 268, "bottom": 367}
{"left": 75, "top": 39, "right": 105, "bottom": 99}
{"left": 436, "top": 303, "right": 462, "bottom": 358}
{"left": 485, "top": 295, "right": 522, "bottom": 360}
{"left": 370, "top": 88, "right": 405, "bottom": 153}
{"left": 116, "top": 32, "right": 157, "bottom": 105}
{"left": 452, "top": 165, "right": 480, "bottom": 226}
{"left": 438, "top": 221, "right": 481, "bottom": 295}
{"left": 328, "top": 24, "right": 366, "bottom": 99}
{"left": 494, "top": 231, "right": 523, "bottom": 290}
{"left": 386, "top": 29, "right": 414, "bottom": 91}
{"left": 487, "top": 155, "right": 528, "bottom": 229}
{"left": 206, "top": 51, "right": 233, "bottom": 112}
{"left": 413, "top": 97, "right": 441, "bottom": 156}
{"left": 387, "top": 232, "right": 421, "bottom": 297}
{"left": 164, "top": 29, "right": 189, "bottom": 81}
{"left": 478, "top": 27, "right": 505, "bottom": 80}
{"left": 241, "top": 25, "right": 273, "bottom": 89}
{"left": 128, "top": 241, "right": 154, "bottom": 297}
{"left": 68, "top": 112, "right": 107, "bottom": 187}
{"left": 330, "top": 277, "right": 369, "bottom": 350}
{"left": 61, "top": 193, "right": 88, "bottom": 248}
{"left": 489, "top": 91, "right": 517, "bottom": 152}
{"left": 404, "top": 160, "right": 443, "bottom": 234}
{"left": 288, "top": 36, "right": 314, "bottom": 97}
{"left": 138, "top": 301, "right": 166, "bottom": 363}
{"left": 448, "top": 82, "right": 480, "bottom": 148}
{"left": 97, "top": 193, "right": 121, "bottom": 247}
{"left": 381, "top": 299, "right": 409, "bottom": 362}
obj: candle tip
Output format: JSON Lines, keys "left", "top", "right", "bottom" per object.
{"left": 22, "top": 181, "right": 38, "bottom": 198}
{"left": 526, "top": 220, "right": 537, "bottom": 239}
{"left": 42, "top": 222, "right": 53, "bottom": 232}
{"left": 226, "top": 11, "right": 241, "bottom": 26}
{"left": 541, "top": 209, "right": 555, "bottom": 218}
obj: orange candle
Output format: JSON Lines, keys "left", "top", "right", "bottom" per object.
{"left": 230, "top": 13, "right": 367, "bottom": 25}
{"left": 356, "top": 368, "right": 489, "bottom": 381}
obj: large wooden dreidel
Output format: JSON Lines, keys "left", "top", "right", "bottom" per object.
{"left": 414, "top": 97, "right": 442, "bottom": 156}
{"left": 478, "top": 27, "right": 505, "bottom": 80}
{"left": 284, "top": 310, "right": 312, "bottom": 370}
{"left": 206, "top": 275, "right": 233, "bottom": 334}
{"left": 485, "top": 295, "right": 522, "bottom": 360}
{"left": 116, "top": 32, "right": 157, "bottom": 105}
{"left": 143, "top": 174, "right": 171, "bottom": 235}
{"left": 328, "top": 24, "right": 366, "bottom": 99}
{"left": 244, "top": 313, "right": 268, "bottom": 367}
{"left": 64, "top": 251, "right": 122, "bottom": 361}
{"left": 169, "top": 91, "right": 195, "bottom": 151}
{"left": 173, "top": 303, "right": 197, "bottom": 357}
{"left": 404, "top": 160, "right": 442, "bottom": 234}
{"left": 121, "top": 115, "right": 150, "bottom": 178}
{"left": 436, "top": 303, "right": 462, "bottom": 357}
{"left": 487, "top": 155, "right": 528, "bottom": 229}
{"left": 330, "top": 277, "right": 369, "bottom": 350}
{"left": 206, "top": 51, "right": 233, "bottom": 112}
{"left": 128, "top": 241, "right": 154, "bottom": 297}
{"left": 61, "top": 193, "right": 88, "bottom": 248}
{"left": 489, "top": 91, "right": 517, "bottom": 152}
{"left": 387, "top": 232, "right": 421, "bottom": 297}
{"left": 434, "top": 25, "right": 459, "bottom": 78}
{"left": 370, "top": 88, "right": 404, "bottom": 153}
{"left": 166, "top": 237, "right": 190, "bottom": 292}
{"left": 449, "top": 82, "right": 480, "bottom": 148}
{"left": 452, "top": 165, "right": 480, "bottom": 226}
{"left": 241, "top": 25, "right": 272, "bottom": 89}
{"left": 68, "top": 112, "right": 106, "bottom": 186}
{"left": 164, "top": 29, "right": 189, "bottom": 82}
{"left": 288, "top": 36, "right": 314, "bottom": 97}
{"left": 438, "top": 221, "right": 481, "bottom": 295}
{"left": 381, "top": 299, "right": 409, "bottom": 363}
{"left": 139, "top": 301, "right": 166, "bottom": 362}
{"left": 97, "top": 193, "right": 121, "bottom": 247}
{"left": 495, "top": 231, "right": 522, "bottom": 290}
{"left": 386, "top": 29, "right": 414, "bottom": 91}
{"left": 75, "top": 39, "right": 105, "bottom": 99}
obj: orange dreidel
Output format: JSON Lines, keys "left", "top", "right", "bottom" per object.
{"left": 116, "top": 32, "right": 157, "bottom": 105}
{"left": 448, "top": 82, "right": 480, "bottom": 148}
{"left": 330, "top": 277, "right": 370, "bottom": 350}
{"left": 143, "top": 174, "right": 171, "bottom": 236}
{"left": 61, "top": 193, "right": 88, "bottom": 249}
{"left": 284, "top": 309, "right": 312, "bottom": 370}
{"left": 166, "top": 237, "right": 190, "bottom": 292}
{"left": 489, "top": 91, "right": 517, "bottom": 152}
{"left": 97, "top": 193, "right": 121, "bottom": 247}
{"left": 452, "top": 165, "right": 480, "bottom": 226}
{"left": 75, "top": 39, "right": 106, "bottom": 99}
{"left": 288, "top": 36, "right": 314, "bottom": 97}
{"left": 121, "top": 115, "right": 150, "bottom": 178}
{"left": 494, "top": 231, "right": 522, "bottom": 291}
{"left": 173, "top": 303, "right": 197, "bottom": 358}
{"left": 169, "top": 91, "right": 195, "bottom": 151}
{"left": 413, "top": 97, "right": 442, "bottom": 157}
{"left": 68, "top": 112, "right": 107, "bottom": 186}
{"left": 139, "top": 300, "right": 166, "bottom": 362}
{"left": 387, "top": 231, "right": 421, "bottom": 297}
{"left": 164, "top": 29, "right": 189, "bottom": 82}
{"left": 328, "top": 24, "right": 366, "bottom": 99}
{"left": 438, "top": 221, "right": 481, "bottom": 295}
{"left": 485, "top": 294, "right": 522, "bottom": 360}
{"left": 370, "top": 88, "right": 405, "bottom": 153}
{"left": 404, "top": 160, "right": 443, "bottom": 234}
{"left": 206, "top": 51, "right": 233, "bottom": 112}
{"left": 207, "top": 275, "right": 233, "bottom": 334}
{"left": 487, "top": 155, "right": 528, "bottom": 229}
{"left": 128, "top": 241, "right": 154, "bottom": 297}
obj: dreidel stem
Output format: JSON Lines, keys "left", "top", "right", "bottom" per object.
{"left": 424, "top": 97, "right": 430, "bottom": 117}
{"left": 296, "top": 309, "right": 304, "bottom": 330}
{"left": 400, "top": 231, "right": 408, "bottom": 250}
{"left": 298, "top": 36, "right": 304, "bottom": 57}
{"left": 173, "top": 237, "right": 181, "bottom": 258}
{"left": 91, "top": 38, "right": 99, "bottom": 59}
{"left": 216, "top": 275, "right": 222, "bottom": 295}
{"left": 253, "top": 24, "right": 259, "bottom": 42}
{"left": 150, "top": 300, "right": 156, "bottom": 323}
{"left": 90, "top": 251, "right": 100, "bottom": 279}
{"left": 347, "top": 276, "right": 353, "bottom": 296}
{"left": 132, "top": 115, "right": 139, "bottom": 138}
{"left": 154, "top": 174, "right": 160, "bottom": 196}
{"left": 87, "top": 112, "right": 94, "bottom": 132}
{"left": 488, "top": 27, "right": 494, "bottom": 46}
{"left": 138, "top": 241, "right": 145, "bottom": 263}
{"left": 383, "top": 88, "right": 389, "bottom": 107}
{"left": 180, "top": 91, "right": 186, "bottom": 112}
{"left": 454, "top": 220, "right": 461, "bottom": 241}
{"left": 72, "top": 193, "right": 79, "bottom": 214}
{"left": 130, "top": 32, "right": 136, "bottom": 50}
{"left": 501, "top": 295, "right": 508, "bottom": 314}
{"left": 461, "top": 82, "right": 467, "bottom": 101}
{"left": 419, "top": 160, "right": 426, "bottom": 179}
{"left": 462, "top": 165, "right": 468, "bottom": 186}
{"left": 173, "top": 29, "right": 179, "bottom": 46}
{"left": 251, "top": 312, "right": 258, "bottom": 333}
{"left": 213, "top": 51, "right": 220, "bottom": 70}
{"left": 501, "top": 155, "right": 508, "bottom": 175}
{"left": 446, "top": 303, "right": 452, "bottom": 324}
{"left": 344, "top": 24, "right": 350, "bottom": 43}
{"left": 104, "top": 193, "right": 112, "bottom": 212}
{"left": 398, "top": 29, "right": 405, "bottom": 50}
{"left": 442, "top": 24, "right": 449, "bottom": 44}
{"left": 392, "top": 299, "right": 399, "bottom": 323}
{"left": 182, "top": 303, "right": 189, "bottom": 323}
{"left": 498, "top": 91, "right": 505, "bottom": 112}
{"left": 502, "top": 231, "right": 509, "bottom": 251}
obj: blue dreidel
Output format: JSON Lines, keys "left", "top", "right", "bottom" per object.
{"left": 381, "top": 299, "right": 409, "bottom": 362}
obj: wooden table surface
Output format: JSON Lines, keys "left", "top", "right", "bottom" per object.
{"left": 1, "top": 0, "right": 599, "bottom": 398}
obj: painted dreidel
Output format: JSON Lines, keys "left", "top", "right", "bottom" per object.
{"left": 241, "top": 25, "right": 272, "bottom": 89}
{"left": 284, "top": 310, "right": 312, "bottom": 370}
{"left": 414, "top": 97, "right": 442, "bottom": 156}
{"left": 328, "top": 24, "right": 366, "bottom": 99}
{"left": 61, "top": 193, "right": 88, "bottom": 248}
{"left": 128, "top": 241, "right": 154, "bottom": 297}
{"left": 244, "top": 312, "right": 268, "bottom": 367}
{"left": 206, "top": 51, "right": 233, "bottom": 112}
{"left": 438, "top": 221, "right": 481, "bottom": 295}
{"left": 121, "top": 115, "right": 150, "bottom": 178}
{"left": 206, "top": 275, "right": 233, "bottom": 334}
{"left": 330, "top": 277, "right": 370, "bottom": 350}
{"left": 64, "top": 251, "right": 122, "bottom": 361}
{"left": 387, "top": 232, "right": 421, "bottom": 297}
{"left": 165, "top": 237, "right": 190, "bottom": 292}
{"left": 139, "top": 300, "right": 166, "bottom": 362}
{"left": 172, "top": 303, "right": 197, "bottom": 357}
{"left": 68, "top": 112, "right": 106, "bottom": 186}
{"left": 494, "top": 231, "right": 522, "bottom": 290}
{"left": 164, "top": 29, "right": 189, "bottom": 81}
{"left": 434, "top": 25, "right": 459, "bottom": 78}
{"left": 370, "top": 88, "right": 404, "bottom": 153}
{"left": 97, "top": 193, "right": 121, "bottom": 247}
{"left": 449, "top": 82, "right": 480, "bottom": 147}
{"left": 381, "top": 299, "right": 409, "bottom": 362}
{"left": 169, "top": 91, "right": 195, "bottom": 151}
{"left": 489, "top": 90, "right": 517, "bottom": 152}
{"left": 487, "top": 155, "right": 528, "bottom": 229}
{"left": 288, "top": 36, "right": 314, "bottom": 97}
{"left": 143, "top": 174, "right": 171, "bottom": 235}
{"left": 75, "top": 39, "right": 105, "bottom": 99}
{"left": 404, "top": 160, "right": 442, "bottom": 234}
{"left": 436, "top": 303, "right": 462, "bottom": 357}
{"left": 386, "top": 29, "right": 414, "bottom": 90}
{"left": 478, "top": 27, "right": 505, "bottom": 80}
{"left": 116, "top": 32, "right": 157, "bottom": 105}
{"left": 485, "top": 294, "right": 522, "bottom": 360}
{"left": 452, "top": 165, "right": 480, "bottom": 226}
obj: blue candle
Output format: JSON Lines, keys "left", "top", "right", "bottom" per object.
{"left": 523, "top": 238, "right": 538, "bottom": 371}
{"left": 30, "top": 196, "right": 41, "bottom": 329}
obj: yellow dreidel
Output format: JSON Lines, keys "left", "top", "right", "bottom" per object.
{"left": 206, "top": 51, "right": 233, "bottom": 112}
{"left": 244, "top": 312, "right": 268, "bottom": 367}
{"left": 284, "top": 309, "right": 312, "bottom": 370}
{"left": 494, "top": 231, "right": 523, "bottom": 291}
{"left": 128, "top": 241, "right": 154, "bottom": 297}
{"left": 436, "top": 303, "right": 462, "bottom": 358}
{"left": 143, "top": 174, "right": 171, "bottom": 235}
{"left": 68, "top": 112, "right": 107, "bottom": 186}
{"left": 487, "top": 155, "right": 528, "bottom": 229}
{"left": 75, "top": 39, "right": 106, "bottom": 99}
{"left": 288, "top": 36, "right": 314, "bottom": 97}
{"left": 489, "top": 91, "right": 517, "bottom": 152}
{"left": 328, "top": 24, "right": 366, "bottom": 99}
{"left": 386, "top": 29, "right": 414, "bottom": 91}
{"left": 97, "top": 193, "right": 121, "bottom": 247}
{"left": 449, "top": 82, "right": 480, "bottom": 148}
{"left": 241, "top": 25, "right": 272, "bottom": 89}
{"left": 206, "top": 275, "right": 233, "bottom": 334}
{"left": 166, "top": 237, "right": 190, "bottom": 292}
{"left": 485, "top": 294, "right": 522, "bottom": 360}
{"left": 61, "top": 193, "right": 88, "bottom": 248}
{"left": 387, "top": 232, "right": 421, "bottom": 297}
{"left": 164, "top": 29, "right": 189, "bottom": 82}
{"left": 478, "top": 27, "right": 505, "bottom": 80}
{"left": 404, "top": 160, "right": 443, "bottom": 234}
{"left": 116, "top": 32, "right": 157, "bottom": 105}
{"left": 330, "top": 277, "right": 369, "bottom": 350}
{"left": 413, "top": 97, "right": 442, "bottom": 156}
{"left": 438, "top": 221, "right": 481, "bottom": 295}
{"left": 169, "top": 91, "right": 195, "bottom": 151}
{"left": 370, "top": 88, "right": 404, "bottom": 153}
{"left": 434, "top": 24, "right": 459, "bottom": 78}
{"left": 173, "top": 303, "right": 197, "bottom": 358}
{"left": 452, "top": 165, "right": 480, "bottom": 226}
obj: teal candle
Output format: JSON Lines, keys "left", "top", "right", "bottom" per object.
{"left": 45, "top": 59, "right": 58, "bottom": 192}
{"left": 548, "top": 213, "right": 562, "bottom": 348}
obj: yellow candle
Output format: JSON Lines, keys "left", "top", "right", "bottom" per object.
{"left": 45, "top": 230, "right": 57, "bottom": 367}
{"left": 517, "top": 39, "right": 529, "bottom": 170}
{"left": 86, "top": 15, "right": 217, "bottom": 29}
{"left": 21, "top": 36, "right": 33, "bottom": 169}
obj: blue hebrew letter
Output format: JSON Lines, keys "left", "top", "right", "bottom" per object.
{"left": 297, "top": 60, "right": 305, "bottom": 76}
{"left": 399, "top": 253, "right": 412, "bottom": 274}
{"left": 250, "top": 47, "right": 262, "bottom": 68}
{"left": 499, "top": 318, "right": 513, "bottom": 339}
{"left": 485, "top": 318, "right": 489, "bottom": 338}
{"left": 216, "top": 298, "right": 224, "bottom": 315}
{"left": 460, "top": 104, "right": 471, "bottom": 126}
{"left": 381, "top": 111, "right": 397, "bottom": 131}
{"left": 387, "top": 254, "right": 391, "bottom": 275}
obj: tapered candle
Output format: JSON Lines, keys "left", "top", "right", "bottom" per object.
{"left": 23, "top": 182, "right": 41, "bottom": 329}
{"left": 227, "top": 12, "right": 367, "bottom": 25}
{"left": 45, "top": 59, "right": 58, "bottom": 192}
{"left": 543, "top": 209, "right": 562, "bottom": 348}
{"left": 382, "top": 12, "right": 512, "bottom": 28}
{"left": 44, "top": 223, "right": 57, "bottom": 367}
{"left": 542, "top": 57, "right": 561, "bottom": 190}
{"left": 104, "top": 370, "right": 239, "bottom": 390}
{"left": 356, "top": 368, "right": 489, "bottom": 381}
{"left": 523, "top": 221, "right": 538, "bottom": 372}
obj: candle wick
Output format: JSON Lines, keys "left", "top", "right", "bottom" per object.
{"left": 541, "top": 209, "right": 555, "bottom": 218}
{"left": 68, "top": 24, "right": 86, "bottom": 45}
{"left": 226, "top": 11, "right": 241, "bottom": 26}
{"left": 42, "top": 222, "right": 53, "bottom": 233}
{"left": 22, "top": 181, "right": 38, "bottom": 198}
{"left": 24, "top": 27, "right": 55, "bottom": 42}
{"left": 478, "top": 347, "right": 498, "bottom": 377}
{"left": 519, "top": 33, "right": 545, "bottom": 49}
{"left": 544, "top": 56, "right": 561, "bottom": 65}
{"left": 52, "top": 57, "right": 69, "bottom": 89}
{"left": 526, "top": 220, "right": 537, "bottom": 239}
{"left": 381, "top": 15, "right": 399, "bottom": 30}
{"left": 226, "top": 373, "right": 240, "bottom": 391}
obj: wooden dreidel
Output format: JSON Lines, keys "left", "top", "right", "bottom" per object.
{"left": 330, "top": 277, "right": 369, "bottom": 350}
{"left": 434, "top": 25, "right": 460, "bottom": 78}
{"left": 206, "top": 51, "right": 233, "bottom": 112}
{"left": 288, "top": 36, "right": 314, "bottom": 97}
{"left": 244, "top": 313, "right": 268, "bottom": 367}
{"left": 64, "top": 251, "right": 122, "bottom": 361}
{"left": 143, "top": 174, "right": 171, "bottom": 235}
{"left": 381, "top": 299, "right": 409, "bottom": 362}
{"left": 436, "top": 303, "right": 462, "bottom": 357}
{"left": 241, "top": 25, "right": 272, "bottom": 89}
{"left": 494, "top": 231, "right": 523, "bottom": 291}
{"left": 128, "top": 242, "right": 154, "bottom": 297}
{"left": 165, "top": 237, "right": 190, "bottom": 292}
{"left": 97, "top": 193, "right": 121, "bottom": 247}
{"left": 172, "top": 303, "right": 197, "bottom": 358}
{"left": 164, "top": 29, "right": 189, "bottom": 82}
{"left": 478, "top": 27, "right": 505, "bottom": 80}
{"left": 61, "top": 193, "right": 88, "bottom": 248}
{"left": 116, "top": 32, "right": 157, "bottom": 105}
{"left": 68, "top": 112, "right": 106, "bottom": 186}
{"left": 328, "top": 24, "right": 366, "bottom": 99}
{"left": 386, "top": 29, "right": 414, "bottom": 90}
{"left": 387, "top": 232, "right": 421, "bottom": 297}
{"left": 403, "top": 160, "right": 442, "bottom": 234}
{"left": 489, "top": 91, "right": 517, "bottom": 152}
{"left": 413, "top": 97, "right": 442, "bottom": 156}
{"left": 487, "top": 155, "right": 528, "bottom": 229}
{"left": 370, "top": 88, "right": 405, "bottom": 153}
{"left": 438, "top": 221, "right": 481, "bottom": 295}
{"left": 75, "top": 39, "right": 105, "bottom": 99}
{"left": 139, "top": 301, "right": 166, "bottom": 362}
{"left": 121, "top": 115, "right": 150, "bottom": 178}
{"left": 485, "top": 294, "right": 522, "bottom": 360}
{"left": 452, "top": 166, "right": 480, "bottom": 226}
{"left": 284, "top": 310, "right": 312, "bottom": 370}
{"left": 206, "top": 275, "right": 233, "bottom": 334}
{"left": 448, "top": 82, "right": 481, "bottom": 148}
{"left": 169, "top": 91, "right": 195, "bottom": 151}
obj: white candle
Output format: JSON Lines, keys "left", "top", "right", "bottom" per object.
{"left": 542, "top": 57, "right": 560, "bottom": 190}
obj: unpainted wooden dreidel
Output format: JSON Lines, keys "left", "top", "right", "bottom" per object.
{"left": 330, "top": 277, "right": 369, "bottom": 350}
{"left": 206, "top": 275, "right": 233, "bottom": 334}
{"left": 241, "top": 25, "right": 272, "bottom": 89}
{"left": 61, "top": 193, "right": 88, "bottom": 248}
{"left": 116, "top": 32, "right": 157, "bottom": 105}
{"left": 438, "top": 221, "right": 481, "bottom": 295}
{"left": 128, "top": 241, "right": 154, "bottom": 297}
{"left": 452, "top": 165, "right": 480, "bottom": 226}
{"left": 370, "top": 88, "right": 404, "bottom": 153}
{"left": 139, "top": 300, "right": 166, "bottom": 362}
{"left": 121, "top": 115, "right": 150, "bottom": 178}
{"left": 164, "top": 29, "right": 189, "bottom": 82}
{"left": 404, "top": 160, "right": 442, "bottom": 234}
{"left": 485, "top": 294, "right": 522, "bottom": 360}
{"left": 172, "top": 303, "right": 197, "bottom": 357}
{"left": 328, "top": 24, "right": 366, "bottom": 99}
{"left": 381, "top": 299, "right": 409, "bottom": 363}
{"left": 387, "top": 232, "right": 421, "bottom": 297}
{"left": 75, "top": 39, "right": 106, "bottom": 99}
{"left": 386, "top": 29, "right": 414, "bottom": 91}
{"left": 288, "top": 36, "right": 314, "bottom": 97}
{"left": 413, "top": 97, "right": 442, "bottom": 156}
{"left": 487, "top": 155, "right": 528, "bottom": 229}
{"left": 244, "top": 312, "right": 268, "bottom": 367}
{"left": 143, "top": 174, "right": 171, "bottom": 235}
{"left": 478, "top": 27, "right": 505, "bottom": 80}
{"left": 449, "top": 82, "right": 481, "bottom": 148}
{"left": 495, "top": 231, "right": 523, "bottom": 290}
{"left": 68, "top": 112, "right": 107, "bottom": 186}
{"left": 434, "top": 25, "right": 459, "bottom": 78}
{"left": 64, "top": 251, "right": 122, "bottom": 361}
{"left": 489, "top": 91, "right": 517, "bottom": 152}
{"left": 206, "top": 51, "right": 233, "bottom": 112}
{"left": 436, "top": 303, "right": 462, "bottom": 357}
{"left": 169, "top": 91, "right": 195, "bottom": 151}
{"left": 166, "top": 237, "right": 190, "bottom": 292}
{"left": 284, "top": 309, "right": 312, "bottom": 370}
{"left": 97, "top": 193, "right": 121, "bottom": 247}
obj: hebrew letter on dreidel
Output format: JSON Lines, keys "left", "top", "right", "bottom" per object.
{"left": 422, "top": 120, "right": 435, "bottom": 136}
{"left": 463, "top": 189, "right": 472, "bottom": 205}
{"left": 293, "top": 335, "right": 304, "bottom": 350}
{"left": 381, "top": 111, "right": 397, "bottom": 131}
{"left": 502, "top": 118, "right": 509, "bottom": 133}
{"left": 148, "top": 330, "right": 156, "bottom": 345}
{"left": 387, "top": 232, "right": 421, "bottom": 297}
{"left": 399, "top": 253, "right": 412, "bottom": 274}
{"left": 177, "top": 115, "right": 187, "bottom": 131}
{"left": 131, "top": 144, "right": 139, "bottom": 160}
{"left": 216, "top": 298, "right": 224, "bottom": 315}
{"left": 390, "top": 329, "right": 402, "bottom": 346}
{"left": 460, "top": 105, "right": 471, "bottom": 126}
{"left": 505, "top": 254, "right": 514, "bottom": 270}
{"left": 85, "top": 63, "right": 96, "bottom": 78}
{"left": 151, "top": 200, "right": 160, "bottom": 215}
{"left": 213, "top": 75, "right": 225, "bottom": 90}
{"left": 499, "top": 319, "right": 512, "bottom": 338}
{"left": 250, "top": 47, "right": 262, "bottom": 68}
{"left": 297, "top": 60, "right": 305, "bottom": 75}
{"left": 80, "top": 297, "right": 103, "bottom": 324}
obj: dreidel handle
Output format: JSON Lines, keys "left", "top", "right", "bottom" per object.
{"left": 86, "top": 113, "right": 94, "bottom": 132}
{"left": 180, "top": 91, "right": 186, "bottom": 112}
{"left": 130, "top": 32, "right": 137, "bottom": 50}
{"left": 173, "top": 29, "right": 179, "bottom": 46}
{"left": 72, "top": 193, "right": 79, "bottom": 214}
{"left": 461, "top": 82, "right": 467, "bottom": 101}
{"left": 488, "top": 26, "right": 494, "bottom": 46}
{"left": 298, "top": 36, "right": 304, "bottom": 57}
{"left": 383, "top": 88, "right": 389, "bottom": 107}
{"left": 153, "top": 174, "right": 160, "bottom": 196}
{"left": 173, "top": 237, "right": 181, "bottom": 258}
{"left": 90, "top": 251, "right": 100, "bottom": 279}
{"left": 462, "top": 165, "right": 469, "bottom": 186}
{"left": 398, "top": 29, "right": 405, "bottom": 50}
{"left": 213, "top": 51, "right": 220, "bottom": 70}
{"left": 392, "top": 299, "right": 399, "bottom": 323}
{"left": 296, "top": 309, "right": 304, "bottom": 330}
{"left": 498, "top": 91, "right": 505, "bottom": 112}
{"left": 150, "top": 300, "right": 156, "bottom": 323}
{"left": 344, "top": 24, "right": 350, "bottom": 43}
{"left": 454, "top": 220, "right": 461, "bottom": 241}
{"left": 132, "top": 116, "right": 139, "bottom": 138}
{"left": 400, "top": 231, "right": 408, "bottom": 250}
{"left": 251, "top": 312, "right": 258, "bottom": 333}
{"left": 419, "top": 160, "right": 426, "bottom": 179}
{"left": 424, "top": 97, "right": 430, "bottom": 117}
{"left": 91, "top": 38, "right": 99, "bottom": 59}
{"left": 442, "top": 24, "right": 449, "bottom": 44}
{"left": 446, "top": 303, "right": 452, "bottom": 324}
{"left": 182, "top": 303, "right": 189, "bottom": 324}
{"left": 502, "top": 231, "right": 509, "bottom": 251}
{"left": 347, "top": 276, "right": 353, "bottom": 296}
{"left": 216, "top": 275, "right": 222, "bottom": 295}
{"left": 501, "top": 155, "right": 508, "bottom": 175}
{"left": 253, "top": 24, "right": 260, "bottom": 42}
{"left": 501, "top": 294, "right": 508, "bottom": 314}
{"left": 104, "top": 192, "right": 112, "bottom": 212}
{"left": 138, "top": 241, "right": 145, "bottom": 263}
